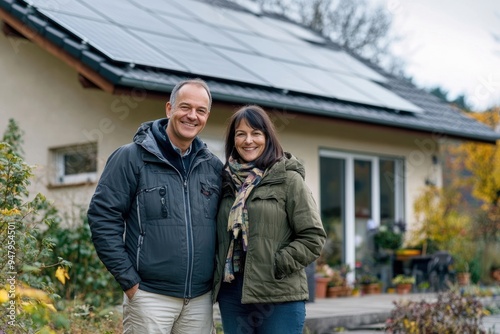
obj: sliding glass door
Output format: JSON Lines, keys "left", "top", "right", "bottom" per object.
{"left": 320, "top": 150, "right": 405, "bottom": 278}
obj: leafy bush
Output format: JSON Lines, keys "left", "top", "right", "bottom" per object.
{"left": 0, "top": 119, "right": 121, "bottom": 333}
{"left": 46, "top": 215, "right": 122, "bottom": 307}
{"left": 0, "top": 120, "right": 70, "bottom": 333}
{"left": 386, "top": 290, "right": 493, "bottom": 333}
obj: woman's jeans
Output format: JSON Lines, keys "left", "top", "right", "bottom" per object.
{"left": 217, "top": 274, "right": 306, "bottom": 334}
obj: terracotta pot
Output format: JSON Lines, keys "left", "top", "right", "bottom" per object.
{"left": 327, "top": 286, "right": 343, "bottom": 298}
{"left": 361, "top": 283, "right": 381, "bottom": 295}
{"left": 457, "top": 272, "right": 471, "bottom": 286}
{"left": 315, "top": 277, "right": 330, "bottom": 298}
{"left": 490, "top": 268, "right": 500, "bottom": 283}
{"left": 396, "top": 283, "right": 412, "bottom": 294}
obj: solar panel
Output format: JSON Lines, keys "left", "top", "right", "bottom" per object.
{"left": 262, "top": 17, "right": 326, "bottom": 44}
{"left": 215, "top": 48, "right": 325, "bottom": 95}
{"left": 280, "top": 62, "right": 389, "bottom": 105}
{"left": 127, "top": 0, "right": 192, "bottom": 19}
{"left": 223, "top": 30, "right": 312, "bottom": 65}
{"left": 40, "top": 10, "right": 188, "bottom": 70}
{"left": 317, "top": 48, "right": 387, "bottom": 82}
{"left": 132, "top": 30, "right": 269, "bottom": 85}
{"left": 162, "top": 15, "right": 248, "bottom": 51}
{"left": 224, "top": 10, "right": 301, "bottom": 43}
{"left": 336, "top": 74, "right": 422, "bottom": 112}
{"left": 171, "top": 0, "right": 251, "bottom": 33}
{"left": 26, "top": 0, "right": 103, "bottom": 20}
{"left": 78, "top": 0, "right": 186, "bottom": 37}
{"left": 280, "top": 43, "right": 353, "bottom": 75}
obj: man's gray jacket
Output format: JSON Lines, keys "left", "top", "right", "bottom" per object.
{"left": 87, "top": 119, "right": 223, "bottom": 299}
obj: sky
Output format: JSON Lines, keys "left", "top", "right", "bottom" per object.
{"left": 378, "top": 0, "right": 500, "bottom": 111}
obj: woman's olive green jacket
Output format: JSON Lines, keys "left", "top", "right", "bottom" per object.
{"left": 213, "top": 153, "right": 326, "bottom": 304}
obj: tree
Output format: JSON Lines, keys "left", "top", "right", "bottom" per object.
{"left": 427, "top": 86, "right": 473, "bottom": 112}
{"left": 451, "top": 108, "right": 500, "bottom": 240}
{"left": 442, "top": 108, "right": 500, "bottom": 282}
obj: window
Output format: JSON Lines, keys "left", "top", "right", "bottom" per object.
{"left": 51, "top": 143, "right": 97, "bottom": 185}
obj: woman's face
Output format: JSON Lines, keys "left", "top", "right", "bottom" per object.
{"left": 234, "top": 119, "right": 266, "bottom": 163}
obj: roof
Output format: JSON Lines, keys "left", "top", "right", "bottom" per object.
{"left": 1, "top": 0, "right": 498, "bottom": 143}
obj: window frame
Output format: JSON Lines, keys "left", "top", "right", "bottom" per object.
{"left": 51, "top": 142, "right": 98, "bottom": 186}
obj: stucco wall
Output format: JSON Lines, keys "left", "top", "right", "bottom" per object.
{"left": 0, "top": 32, "right": 440, "bottom": 228}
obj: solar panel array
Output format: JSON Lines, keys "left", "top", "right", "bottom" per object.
{"left": 25, "top": 0, "right": 423, "bottom": 112}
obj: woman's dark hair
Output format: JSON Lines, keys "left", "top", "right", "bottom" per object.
{"left": 224, "top": 105, "right": 284, "bottom": 170}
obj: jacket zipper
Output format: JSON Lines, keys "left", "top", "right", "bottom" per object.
{"left": 183, "top": 178, "right": 193, "bottom": 299}
{"left": 136, "top": 196, "right": 144, "bottom": 270}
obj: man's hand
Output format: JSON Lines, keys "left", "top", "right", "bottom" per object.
{"left": 125, "top": 283, "right": 139, "bottom": 300}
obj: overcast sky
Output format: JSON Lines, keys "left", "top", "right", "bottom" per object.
{"left": 380, "top": 0, "right": 500, "bottom": 110}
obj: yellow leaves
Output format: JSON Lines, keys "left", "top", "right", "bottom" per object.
{"left": 0, "top": 289, "right": 8, "bottom": 303}
{"left": 454, "top": 109, "right": 500, "bottom": 205}
{"left": 0, "top": 208, "right": 21, "bottom": 216}
{"left": 18, "top": 285, "right": 52, "bottom": 304}
{"left": 55, "top": 266, "right": 70, "bottom": 285}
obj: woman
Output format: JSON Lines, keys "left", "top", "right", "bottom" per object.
{"left": 213, "top": 105, "right": 326, "bottom": 334}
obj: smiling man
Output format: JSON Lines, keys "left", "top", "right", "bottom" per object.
{"left": 88, "top": 78, "right": 223, "bottom": 334}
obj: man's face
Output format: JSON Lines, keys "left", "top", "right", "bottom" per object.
{"left": 165, "top": 83, "right": 210, "bottom": 150}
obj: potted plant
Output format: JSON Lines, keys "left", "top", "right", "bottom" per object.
{"left": 490, "top": 264, "right": 500, "bottom": 283}
{"left": 392, "top": 274, "right": 415, "bottom": 294}
{"left": 358, "top": 274, "right": 381, "bottom": 295}
{"left": 453, "top": 257, "right": 471, "bottom": 286}
{"left": 374, "top": 225, "right": 403, "bottom": 251}
{"left": 326, "top": 264, "right": 353, "bottom": 298}
{"left": 314, "top": 263, "right": 333, "bottom": 298}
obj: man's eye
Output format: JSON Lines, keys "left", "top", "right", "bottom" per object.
{"left": 180, "top": 105, "right": 190, "bottom": 111}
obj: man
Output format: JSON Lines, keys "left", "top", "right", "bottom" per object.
{"left": 88, "top": 78, "right": 223, "bottom": 333}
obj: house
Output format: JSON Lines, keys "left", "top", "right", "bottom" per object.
{"left": 1, "top": 0, "right": 498, "bottom": 277}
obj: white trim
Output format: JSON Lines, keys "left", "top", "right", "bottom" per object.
{"left": 51, "top": 143, "right": 97, "bottom": 185}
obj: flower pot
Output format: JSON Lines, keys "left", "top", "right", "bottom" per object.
{"left": 457, "top": 272, "right": 470, "bottom": 286}
{"left": 361, "top": 283, "right": 381, "bottom": 295}
{"left": 327, "top": 286, "right": 343, "bottom": 298}
{"left": 315, "top": 277, "right": 330, "bottom": 298}
{"left": 396, "top": 283, "right": 412, "bottom": 294}
{"left": 491, "top": 268, "right": 500, "bottom": 283}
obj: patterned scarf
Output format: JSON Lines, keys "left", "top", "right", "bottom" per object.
{"left": 223, "top": 156, "right": 264, "bottom": 283}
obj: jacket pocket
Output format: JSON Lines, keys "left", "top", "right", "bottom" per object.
{"left": 139, "top": 185, "right": 169, "bottom": 222}
{"left": 200, "top": 180, "right": 220, "bottom": 219}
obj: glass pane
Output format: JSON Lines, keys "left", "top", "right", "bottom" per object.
{"left": 380, "top": 159, "right": 396, "bottom": 226}
{"left": 320, "top": 156, "right": 345, "bottom": 266}
{"left": 354, "top": 160, "right": 372, "bottom": 267}
{"left": 64, "top": 146, "right": 97, "bottom": 175}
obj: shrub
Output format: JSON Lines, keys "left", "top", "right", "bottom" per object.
{"left": 0, "top": 121, "right": 70, "bottom": 333}
{"left": 46, "top": 214, "right": 122, "bottom": 307}
{"left": 386, "top": 290, "right": 492, "bottom": 333}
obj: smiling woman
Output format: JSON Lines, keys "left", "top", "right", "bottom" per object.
{"left": 213, "top": 105, "right": 326, "bottom": 334}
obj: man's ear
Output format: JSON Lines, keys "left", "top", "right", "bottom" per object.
{"left": 166, "top": 102, "right": 172, "bottom": 118}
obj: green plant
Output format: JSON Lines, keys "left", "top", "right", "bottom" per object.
{"left": 454, "top": 256, "right": 471, "bottom": 273}
{"left": 386, "top": 290, "right": 493, "bottom": 333}
{"left": 46, "top": 214, "right": 122, "bottom": 308}
{"left": 417, "top": 281, "right": 430, "bottom": 291}
{"left": 0, "top": 120, "right": 71, "bottom": 333}
{"left": 374, "top": 225, "right": 403, "bottom": 250}
{"left": 392, "top": 274, "right": 415, "bottom": 285}
{"left": 358, "top": 274, "right": 380, "bottom": 285}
